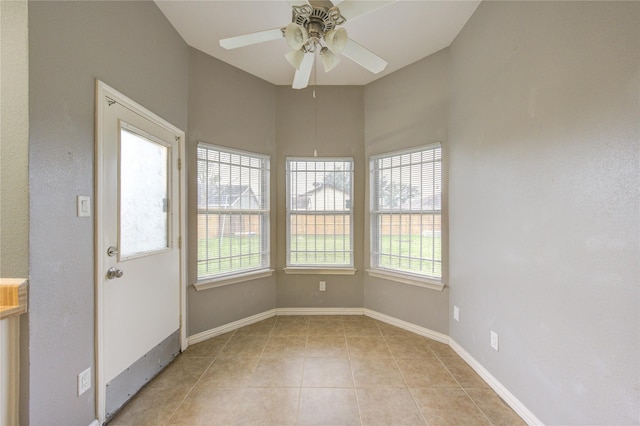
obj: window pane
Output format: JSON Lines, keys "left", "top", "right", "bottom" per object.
{"left": 119, "top": 128, "right": 168, "bottom": 258}
{"left": 371, "top": 145, "right": 442, "bottom": 280}
{"left": 286, "top": 158, "right": 354, "bottom": 267}
{"left": 197, "top": 144, "right": 269, "bottom": 280}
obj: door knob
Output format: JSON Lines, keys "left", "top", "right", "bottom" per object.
{"left": 106, "top": 267, "right": 124, "bottom": 280}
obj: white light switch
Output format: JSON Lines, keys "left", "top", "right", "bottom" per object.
{"left": 77, "top": 196, "right": 91, "bottom": 217}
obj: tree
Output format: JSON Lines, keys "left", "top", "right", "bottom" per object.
{"left": 377, "top": 175, "right": 418, "bottom": 209}
{"left": 323, "top": 167, "right": 352, "bottom": 192}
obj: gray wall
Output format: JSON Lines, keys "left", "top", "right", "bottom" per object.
{"left": 275, "top": 86, "right": 365, "bottom": 309}
{"left": 28, "top": 2, "right": 188, "bottom": 424}
{"left": 187, "top": 47, "right": 277, "bottom": 335}
{"left": 1, "top": 2, "right": 30, "bottom": 423}
{"left": 363, "top": 49, "right": 451, "bottom": 334}
{"left": 0, "top": 0, "right": 29, "bottom": 278}
{"left": 448, "top": 1, "right": 639, "bottom": 424}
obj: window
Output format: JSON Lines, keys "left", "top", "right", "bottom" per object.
{"left": 197, "top": 143, "right": 270, "bottom": 283}
{"left": 370, "top": 144, "right": 442, "bottom": 284}
{"left": 286, "top": 158, "right": 354, "bottom": 269}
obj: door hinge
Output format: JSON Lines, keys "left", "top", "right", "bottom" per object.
{"left": 178, "top": 158, "right": 182, "bottom": 170}
{"left": 178, "top": 236, "right": 182, "bottom": 249}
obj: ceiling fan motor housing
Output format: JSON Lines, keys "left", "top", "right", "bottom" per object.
{"left": 292, "top": 5, "right": 346, "bottom": 52}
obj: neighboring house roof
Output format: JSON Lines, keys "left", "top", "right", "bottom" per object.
{"left": 199, "top": 184, "right": 258, "bottom": 208}
{"left": 298, "top": 183, "right": 348, "bottom": 196}
{"left": 296, "top": 183, "right": 350, "bottom": 209}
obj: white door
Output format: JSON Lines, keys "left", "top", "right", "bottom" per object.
{"left": 95, "top": 81, "right": 186, "bottom": 421}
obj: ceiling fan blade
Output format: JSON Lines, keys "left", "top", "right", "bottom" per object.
{"left": 337, "top": 0, "right": 396, "bottom": 22}
{"left": 288, "top": 0, "right": 309, "bottom": 6}
{"left": 219, "top": 28, "right": 283, "bottom": 50}
{"left": 292, "top": 52, "right": 315, "bottom": 89}
{"left": 341, "top": 38, "right": 387, "bottom": 74}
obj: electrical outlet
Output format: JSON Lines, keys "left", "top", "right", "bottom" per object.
{"left": 78, "top": 367, "right": 91, "bottom": 396}
{"left": 490, "top": 330, "right": 499, "bottom": 351}
{"left": 453, "top": 305, "right": 459, "bottom": 322}
{"left": 319, "top": 281, "right": 326, "bottom": 292}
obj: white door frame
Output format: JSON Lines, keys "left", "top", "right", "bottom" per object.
{"left": 94, "top": 80, "right": 187, "bottom": 423}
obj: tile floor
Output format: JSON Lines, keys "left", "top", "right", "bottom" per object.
{"left": 109, "top": 315, "right": 525, "bottom": 426}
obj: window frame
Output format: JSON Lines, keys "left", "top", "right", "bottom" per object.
{"left": 195, "top": 142, "right": 271, "bottom": 289}
{"left": 285, "top": 157, "right": 356, "bottom": 273}
{"left": 368, "top": 143, "right": 443, "bottom": 290}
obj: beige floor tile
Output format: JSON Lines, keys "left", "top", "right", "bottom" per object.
{"left": 396, "top": 358, "right": 459, "bottom": 388}
{"left": 385, "top": 335, "right": 436, "bottom": 358}
{"left": 272, "top": 317, "right": 310, "bottom": 336}
{"left": 465, "top": 388, "right": 526, "bottom": 425}
{"left": 439, "top": 357, "right": 489, "bottom": 389}
{"left": 167, "top": 387, "right": 243, "bottom": 426}
{"left": 262, "top": 335, "right": 307, "bottom": 358}
{"left": 109, "top": 385, "right": 189, "bottom": 426}
{"left": 428, "top": 340, "right": 459, "bottom": 358}
{"left": 308, "top": 319, "right": 345, "bottom": 335}
{"left": 232, "top": 318, "right": 276, "bottom": 336}
{"left": 350, "top": 357, "right": 406, "bottom": 388}
{"left": 411, "top": 388, "right": 490, "bottom": 426}
{"left": 302, "top": 357, "right": 354, "bottom": 387}
{"left": 234, "top": 387, "right": 300, "bottom": 426}
{"left": 149, "top": 356, "right": 212, "bottom": 388}
{"left": 181, "top": 333, "right": 233, "bottom": 358}
{"left": 219, "top": 334, "right": 268, "bottom": 357}
{"left": 357, "top": 387, "right": 426, "bottom": 426}
{"left": 196, "top": 357, "right": 259, "bottom": 388}
{"left": 249, "top": 357, "right": 304, "bottom": 387}
{"left": 298, "top": 388, "right": 360, "bottom": 425}
{"left": 344, "top": 321, "right": 382, "bottom": 336}
{"left": 110, "top": 315, "right": 502, "bottom": 426}
{"left": 306, "top": 335, "right": 348, "bottom": 357}
{"left": 346, "top": 336, "right": 392, "bottom": 358}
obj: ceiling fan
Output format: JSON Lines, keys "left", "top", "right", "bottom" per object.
{"left": 219, "top": 0, "right": 395, "bottom": 89}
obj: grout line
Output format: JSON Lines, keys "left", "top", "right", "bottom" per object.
{"left": 165, "top": 330, "right": 237, "bottom": 424}
{"left": 380, "top": 325, "right": 431, "bottom": 426}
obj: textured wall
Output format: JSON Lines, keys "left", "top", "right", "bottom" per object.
{"left": 28, "top": 2, "right": 188, "bottom": 423}
{"left": 187, "top": 47, "right": 277, "bottom": 335}
{"left": 448, "top": 1, "right": 639, "bottom": 424}
{"left": 0, "top": 0, "right": 29, "bottom": 279}
{"left": 275, "top": 86, "right": 365, "bottom": 309}
{"left": 363, "top": 49, "right": 451, "bottom": 334}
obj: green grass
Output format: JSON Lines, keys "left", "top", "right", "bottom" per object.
{"left": 198, "top": 233, "right": 442, "bottom": 278}
{"left": 377, "top": 235, "right": 442, "bottom": 277}
{"left": 197, "top": 235, "right": 263, "bottom": 278}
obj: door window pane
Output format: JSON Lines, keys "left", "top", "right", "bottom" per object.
{"left": 120, "top": 127, "right": 169, "bottom": 258}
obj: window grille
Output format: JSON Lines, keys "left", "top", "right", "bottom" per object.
{"left": 197, "top": 143, "right": 270, "bottom": 280}
{"left": 286, "top": 158, "right": 354, "bottom": 268}
{"left": 370, "top": 144, "right": 442, "bottom": 280}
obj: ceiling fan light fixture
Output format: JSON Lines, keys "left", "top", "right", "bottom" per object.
{"left": 320, "top": 47, "right": 340, "bottom": 73}
{"left": 284, "top": 23, "right": 308, "bottom": 50}
{"left": 285, "top": 49, "right": 305, "bottom": 69}
{"left": 324, "top": 28, "right": 348, "bottom": 54}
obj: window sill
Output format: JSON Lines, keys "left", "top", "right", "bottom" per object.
{"left": 194, "top": 269, "right": 274, "bottom": 291}
{"left": 283, "top": 267, "right": 357, "bottom": 275}
{"left": 366, "top": 269, "right": 444, "bottom": 291}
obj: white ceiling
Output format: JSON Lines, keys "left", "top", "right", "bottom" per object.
{"left": 155, "top": 0, "right": 481, "bottom": 86}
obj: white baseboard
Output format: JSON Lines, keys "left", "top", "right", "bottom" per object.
{"left": 88, "top": 420, "right": 100, "bottom": 426}
{"left": 449, "top": 339, "right": 543, "bottom": 426}
{"left": 363, "top": 309, "right": 449, "bottom": 344}
{"left": 187, "top": 309, "right": 277, "bottom": 345}
{"left": 276, "top": 307, "right": 364, "bottom": 316}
